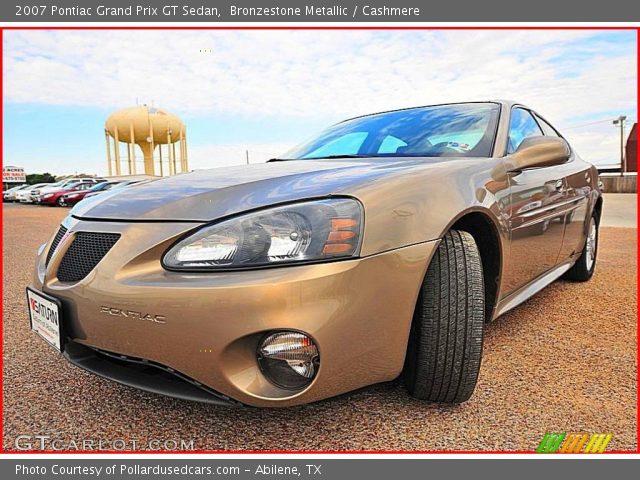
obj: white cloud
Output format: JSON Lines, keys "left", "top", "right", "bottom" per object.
{"left": 3, "top": 30, "right": 637, "bottom": 168}
{"left": 188, "top": 143, "right": 294, "bottom": 170}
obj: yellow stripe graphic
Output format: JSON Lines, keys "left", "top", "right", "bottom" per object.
{"left": 597, "top": 434, "right": 613, "bottom": 453}
{"left": 584, "top": 434, "right": 599, "bottom": 453}
{"left": 590, "top": 434, "right": 606, "bottom": 453}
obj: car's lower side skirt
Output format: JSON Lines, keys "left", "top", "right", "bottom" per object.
{"left": 63, "top": 341, "right": 242, "bottom": 407}
{"left": 493, "top": 259, "right": 574, "bottom": 319}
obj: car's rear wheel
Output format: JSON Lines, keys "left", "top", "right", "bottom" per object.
{"left": 563, "top": 213, "right": 598, "bottom": 281}
{"left": 405, "top": 230, "right": 485, "bottom": 403}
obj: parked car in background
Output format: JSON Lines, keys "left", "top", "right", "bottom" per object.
{"left": 16, "top": 183, "right": 50, "bottom": 203}
{"left": 3, "top": 184, "right": 29, "bottom": 202}
{"left": 30, "top": 101, "right": 601, "bottom": 407}
{"left": 61, "top": 181, "right": 129, "bottom": 206}
{"left": 33, "top": 178, "right": 104, "bottom": 204}
{"left": 40, "top": 183, "right": 97, "bottom": 207}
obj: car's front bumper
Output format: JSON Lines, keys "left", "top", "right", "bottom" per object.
{"left": 32, "top": 216, "right": 438, "bottom": 407}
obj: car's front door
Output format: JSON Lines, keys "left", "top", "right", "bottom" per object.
{"left": 502, "top": 107, "right": 567, "bottom": 295}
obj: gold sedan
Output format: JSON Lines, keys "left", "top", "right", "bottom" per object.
{"left": 28, "top": 101, "right": 601, "bottom": 407}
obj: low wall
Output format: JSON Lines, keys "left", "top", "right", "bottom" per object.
{"left": 600, "top": 175, "right": 637, "bottom": 193}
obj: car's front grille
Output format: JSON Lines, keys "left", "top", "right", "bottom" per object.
{"left": 45, "top": 225, "right": 68, "bottom": 266}
{"left": 57, "top": 232, "right": 120, "bottom": 282}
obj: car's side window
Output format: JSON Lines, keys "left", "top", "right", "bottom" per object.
{"left": 533, "top": 113, "right": 560, "bottom": 138}
{"left": 507, "top": 108, "right": 543, "bottom": 154}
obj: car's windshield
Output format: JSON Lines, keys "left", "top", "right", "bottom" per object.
{"left": 281, "top": 103, "right": 500, "bottom": 160}
{"left": 89, "top": 182, "right": 110, "bottom": 192}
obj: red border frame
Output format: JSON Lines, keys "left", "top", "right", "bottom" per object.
{"left": 0, "top": 24, "right": 638, "bottom": 455}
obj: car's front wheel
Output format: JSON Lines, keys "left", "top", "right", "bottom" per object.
{"left": 404, "top": 230, "right": 485, "bottom": 404}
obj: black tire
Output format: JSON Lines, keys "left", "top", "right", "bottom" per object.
{"left": 405, "top": 230, "right": 485, "bottom": 404}
{"left": 533, "top": 219, "right": 550, "bottom": 235}
{"left": 563, "top": 213, "right": 598, "bottom": 281}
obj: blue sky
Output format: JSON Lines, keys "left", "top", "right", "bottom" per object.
{"left": 3, "top": 30, "right": 637, "bottom": 175}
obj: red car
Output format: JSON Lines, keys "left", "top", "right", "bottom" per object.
{"left": 59, "top": 181, "right": 125, "bottom": 206}
{"left": 39, "top": 182, "right": 95, "bottom": 207}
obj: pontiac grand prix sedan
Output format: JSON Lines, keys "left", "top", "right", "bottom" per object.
{"left": 28, "top": 101, "right": 601, "bottom": 407}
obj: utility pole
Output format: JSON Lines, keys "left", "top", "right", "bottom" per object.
{"left": 613, "top": 115, "right": 627, "bottom": 176}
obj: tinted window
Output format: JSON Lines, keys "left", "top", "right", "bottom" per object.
{"left": 378, "top": 135, "right": 408, "bottom": 154}
{"left": 302, "top": 132, "right": 368, "bottom": 158}
{"left": 508, "top": 108, "right": 543, "bottom": 154}
{"left": 533, "top": 114, "right": 560, "bottom": 137}
{"left": 283, "top": 103, "right": 501, "bottom": 160}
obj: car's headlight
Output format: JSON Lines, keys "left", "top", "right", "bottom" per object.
{"left": 162, "top": 198, "right": 363, "bottom": 270}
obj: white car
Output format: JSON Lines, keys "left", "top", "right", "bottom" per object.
{"left": 15, "top": 183, "right": 49, "bottom": 203}
{"left": 3, "top": 184, "right": 29, "bottom": 202}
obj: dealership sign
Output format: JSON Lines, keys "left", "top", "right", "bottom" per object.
{"left": 3, "top": 165, "right": 26, "bottom": 183}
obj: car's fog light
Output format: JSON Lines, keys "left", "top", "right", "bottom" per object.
{"left": 258, "top": 332, "right": 319, "bottom": 390}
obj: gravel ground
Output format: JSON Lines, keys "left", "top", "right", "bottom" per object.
{"left": 2, "top": 203, "right": 637, "bottom": 452}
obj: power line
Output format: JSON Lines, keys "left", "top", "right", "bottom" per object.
{"left": 562, "top": 117, "right": 636, "bottom": 131}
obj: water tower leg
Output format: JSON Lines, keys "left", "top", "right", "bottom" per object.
{"left": 105, "top": 131, "right": 113, "bottom": 176}
{"left": 113, "top": 128, "right": 121, "bottom": 176}
{"left": 184, "top": 132, "right": 189, "bottom": 172}
{"left": 129, "top": 123, "right": 136, "bottom": 175}
{"left": 172, "top": 142, "right": 178, "bottom": 174}
{"left": 180, "top": 129, "right": 188, "bottom": 173}
{"left": 140, "top": 143, "right": 154, "bottom": 176}
{"left": 167, "top": 131, "right": 174, "bottom": 175}
{"left": 148, "top": 119, "right": 156, "bottom": 176}
{"left": 127, "top": 142, "right": 133, "bottom": 175}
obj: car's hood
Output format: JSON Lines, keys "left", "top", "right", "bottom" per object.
{"left": 72, "top": 158, "right": 455, "bottom": 222}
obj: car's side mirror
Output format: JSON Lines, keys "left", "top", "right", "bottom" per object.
{"left": 506, "top": 136, "right": 570, "bottom": 172}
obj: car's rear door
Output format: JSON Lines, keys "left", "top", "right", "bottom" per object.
{"left": 531, "top": 112, "right": 591, "bottom": 264}
{"left": 502, "top": 107, "right": 567, "bottom": 295}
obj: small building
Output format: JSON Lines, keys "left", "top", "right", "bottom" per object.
{"left": 625, "top": 122, "right": 637, "bottom": 173}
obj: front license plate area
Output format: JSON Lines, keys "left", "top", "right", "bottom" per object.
{"left": 26, "top": 287, "right": 64, "bottom": 352}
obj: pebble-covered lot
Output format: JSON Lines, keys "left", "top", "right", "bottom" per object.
{"left": 2, "top": 203, "right": 637, "bottom": 452}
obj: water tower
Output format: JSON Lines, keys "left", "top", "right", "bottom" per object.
{"left": 105, "top": 105, "right": 189, "bottom": 176}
